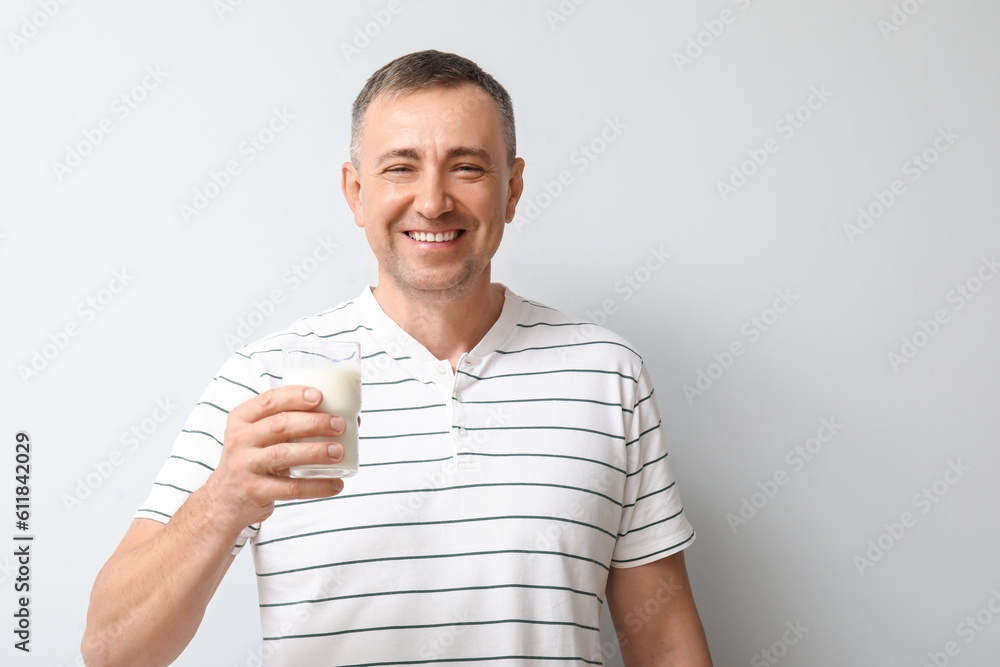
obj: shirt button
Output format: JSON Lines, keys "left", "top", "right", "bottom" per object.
{"left": 457, "top": 427, "right": 468, "bottom": 438}
{"left": 435, "top": 363, "right": 449, "bottom": 375}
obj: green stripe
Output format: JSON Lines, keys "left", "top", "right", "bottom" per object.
{"left": 259, "top": 582, "right": 600, "bottom": 608}
{"left": 523, "top": 299, "right": 558, "bottom": 311}
{"left": 168, "top": 454, "right": 215, "bottom": 471}
{"left": 196, "top": 401, "right": 229, "bottom": 414}
{"left": 638, "top": 421, "right": 662, "bottom": 439}
{"left": 625, "top": 452, "right": 668, "bottom": 478}
{"left": 463, "top": 424, "right": 625, "bottom": 441}
{"left": 322, "top": 655, "right": 601, "bottom": 667}
{"left": 255, "top": 325, "right": 373, "bottom": 349}
{"left": 457, "top": 451, "right": 625, "bottom": 475}
{"left": 181, "top": 429, "right": 223, "bottom": 447}
{"left": 362, "top": 350, "right": 412, "bottom": 362}
{"left": 497, "top": 340, "right": 638, "bottom": 357}
{"left": 246, "top": 347, "right": 282, "bottom": 358}
{"left": 364, "top": 377, "right": 435, "bottom": 387}
{"left": 256, "top": 513, "right": 615, "bottom": 547}
{"left": 626, "top": 420, "right": 662, "bottom": 446}
{"left": 217, "top": 374, "right": 259, "bottom": 395}
{"left": 458, "top": 368, "right": 637, "bottom": 383}
{"left": 618, "top": 508, "right": 684, "bottom": 537}
{"left": 633, "top": 390, "right": 654, "bottom": 409}
{"left": 359, "top": 431, "right": 449, "bottom": 441}
{"left": 264, "top": 617, "right": 599, "bottom": 641}
{"left": 310, "top": 300, "right": 355, "bottom": 318}
{"left": 360, "top": 455, "right": 452, "bottom": 468}
{"left": 515, "top": 321, "right": 589, "bottom": 328}
{"left": 312, "top": 325, "right": 372, "bottom": 338}
{"left": 276, "top": 481, "right": 621, "bottom": 510}
{"left": 622, "top": 481, "right": 676, "bottom": 509}
{"left": 153, "top": 481, "right": 193, "bottom": 494}
{"left": 611, "top": 531, "right": 695, "bottom": 564}
{"left": 137, "top": 508, "right": 171, "bottom": 519}
{"left": 257, "top": 547, "right": 610, "bottom": 578}
{"left": 456, "top": 396, "right": 632, "bottom": 414}
{"left": 361, "top": 403, "right": 445, "bottom": 414}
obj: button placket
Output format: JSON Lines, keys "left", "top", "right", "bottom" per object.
{"left": 451, "top": 357, "right": 479, "bottom": 469}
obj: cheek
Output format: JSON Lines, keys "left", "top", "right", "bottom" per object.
{"left": 365, "top": 185, "right": 410, "bottom": 218}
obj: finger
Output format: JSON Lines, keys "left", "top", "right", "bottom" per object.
{"left": 254, "top": 475, "right": 346, "bottom": 502}
{"left": 252, "top": 440, "right": 345, "bottom": 476}
{"left": 232, "top": 385, "right": 324, "bottom": 425}
{"left": 247, "top": 410, "right": 347, "bottom": 449}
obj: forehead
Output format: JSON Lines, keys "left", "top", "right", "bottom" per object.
{"left": 361, "top": 84, "right": 504, "bottom": 160}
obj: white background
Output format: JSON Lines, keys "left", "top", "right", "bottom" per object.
{"left": 3, "top": 1, "right": 999, "bottom": 666}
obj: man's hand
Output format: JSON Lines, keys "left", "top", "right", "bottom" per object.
{"left": 81, "top": 385, "right": 348, "bottom": 667}
{"left": 206, "top": 385, "right": 349, "bottom": 529}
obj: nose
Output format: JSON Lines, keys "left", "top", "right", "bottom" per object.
{"left": 412, "top": 169, "right": 454, "bottom": 220}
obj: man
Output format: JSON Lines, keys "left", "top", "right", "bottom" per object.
{"left": 83, "top": 50, "right": 712, "bottom": 666}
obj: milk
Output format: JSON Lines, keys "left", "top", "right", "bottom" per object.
{"left": 283, "top": 366, "right": 361, "bottom": 478}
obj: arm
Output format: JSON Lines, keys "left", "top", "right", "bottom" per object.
{"left": 606, "top": 551, "right": 713, "bottom": 667}
{"left": 81, "top": 386, "right": 349, "bottom": 667}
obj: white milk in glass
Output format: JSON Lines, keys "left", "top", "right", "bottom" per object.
{"left": 282, "top": 353, "right": 362, "bottom": 478}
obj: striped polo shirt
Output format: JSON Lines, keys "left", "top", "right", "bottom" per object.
{"left": 137, "top": 284, "right": 695, "bottom": 666}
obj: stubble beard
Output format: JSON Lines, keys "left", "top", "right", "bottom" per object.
{"left": 378, "top": 212, "right": 501, "bottom": 304}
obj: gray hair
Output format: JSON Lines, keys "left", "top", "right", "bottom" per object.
{"left": 350, "top": 50, "right": 516, "bottom": 168}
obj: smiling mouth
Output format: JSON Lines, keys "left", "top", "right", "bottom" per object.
{"left": 406, "top": 230, "right": 462, "bottom": 243}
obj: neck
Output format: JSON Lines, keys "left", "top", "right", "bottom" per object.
{"left": 371, "top": 269, "right": 505, "bottom": 371}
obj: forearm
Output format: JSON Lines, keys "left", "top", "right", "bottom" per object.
{"left": 81, "top": 484, "right": 243, "bottom": 667}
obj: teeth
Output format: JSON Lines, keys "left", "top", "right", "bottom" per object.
{"left": 408, "top": 231, "right": 459, "bottom": 242}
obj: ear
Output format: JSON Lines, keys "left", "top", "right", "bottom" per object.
{"left": 504, "top": 157, "right": 526, "bottom": 224}
{"left": 341, "top": 161, "right": 365, "bottom": 228}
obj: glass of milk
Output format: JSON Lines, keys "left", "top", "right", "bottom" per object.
{"left": 281, "top": 340, "right": 362, "bottom": 478}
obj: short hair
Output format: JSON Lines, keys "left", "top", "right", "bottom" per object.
{"left": 350, "top": 49, "right": 516, "bottom": 168}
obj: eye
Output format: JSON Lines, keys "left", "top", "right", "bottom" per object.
{"left": 455, "top": 164, "right": 484, "bottom": 174}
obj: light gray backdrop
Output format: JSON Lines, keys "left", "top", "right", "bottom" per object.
{"left": 3, "top": 1, "right": 999, "bottom": 666}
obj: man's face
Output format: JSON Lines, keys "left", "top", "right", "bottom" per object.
{"left": 342, "top": 84, "right": 524, "bottom": 301}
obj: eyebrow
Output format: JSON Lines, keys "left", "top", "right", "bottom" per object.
{"left": 374, "top": 146, "right": 495, "bottom": 168}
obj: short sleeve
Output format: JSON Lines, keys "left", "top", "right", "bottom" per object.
{"left": 611, "top": 363, "right": 695, "bottom": 568}
{"left": 135, "top": 350, "right": 269, "bottom": 555}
